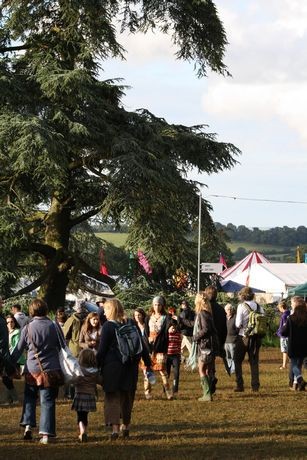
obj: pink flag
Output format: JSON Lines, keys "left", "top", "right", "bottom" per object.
{"left": 219, "top": 253, "right": 228, "bottom": 269}
{"left": 137, "top": 250, "right": 152, "bottom": 275}
{"left": 99, "top": 249, "right": 109, "bottom": 275}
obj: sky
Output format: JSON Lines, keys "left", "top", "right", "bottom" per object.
{"left": 103, "top": 0, "right": 307, "bottom": 228}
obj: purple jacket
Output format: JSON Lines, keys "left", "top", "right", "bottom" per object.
{"left": 12, "top": 316, "right": 61, "bottom": 373}
{"left": 277, "top": 310, "right": 290, "bottom": 338}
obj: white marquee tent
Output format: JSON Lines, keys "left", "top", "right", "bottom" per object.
{"left": 221, "top": 260, "right": 307, "bottom": 297}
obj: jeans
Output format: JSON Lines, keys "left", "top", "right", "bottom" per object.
{"left": 224, "top": 343, "right": 236, "bottom": 374}
{"left": 234, "top": 335, "right": 261, "bottom": 390}
{"left": 291, "top": 357, "right": 304, "bottom": 380}
{"left": 166, "top": 354, "right": 181, "bottom": 393}
{"left": 20, "top": 383, "right": 58, "bottom": 436}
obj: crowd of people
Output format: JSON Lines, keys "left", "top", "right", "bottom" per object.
{"left": 0, "top": 287, "right": 306, "bottom": 444}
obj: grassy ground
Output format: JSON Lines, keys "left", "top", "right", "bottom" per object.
{"left": 0, "top": 348, "right": 306, "bottom": 460}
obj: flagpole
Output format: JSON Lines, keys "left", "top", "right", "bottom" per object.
{"left": 197, "top": 190, "right": 202, "bottom": 293}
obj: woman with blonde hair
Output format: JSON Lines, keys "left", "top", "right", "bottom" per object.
{"left": 96, "top": 299, "right": 151, "bottom": 440}
{"left": 79, "top": 312, "right": 101, "bottom": 351}
{"left": 188, "top": 292, "right": 217, "bottom": 401}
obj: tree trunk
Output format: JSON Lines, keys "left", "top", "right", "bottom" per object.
{"left": 39, "top": 194, "right": 72, "bottom": 311}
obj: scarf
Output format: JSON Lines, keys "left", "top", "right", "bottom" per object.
{"left": 186, "top": 315, "right": 200, "bottom": 370}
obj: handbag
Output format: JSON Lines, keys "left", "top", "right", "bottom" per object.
{"left": 54, "top": 322, "right": 84, "bottom": 383}
{"left": 27, "top": 324, "right": 64, "bottom": 388}
{"left": 199, "top": 334, "right": 214, "bottom": 364}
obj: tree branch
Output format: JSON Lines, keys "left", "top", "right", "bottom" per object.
{"left": 29, "top": 243, "right": 56, "bottom": 259}
{"left": 0, "top": 44, "right": 30, "bottom": 54}
{"left": 70, "top": 207, "right": 102, "bottom": 228}
{"left": 6, "top": 250, "right": 63, "bottom": 298}
{"left": 74, "top": 255, "right": 116, "bottom": 288}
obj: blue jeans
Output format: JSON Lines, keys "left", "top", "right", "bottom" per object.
{"left": 291, "top": 357, "right": 304, "bottom": 379}
{"left": 20, "top": 383, "right": 58, "bottom": 436}
{"left": 224, "top": 343, "right": 236, "bottom": 374}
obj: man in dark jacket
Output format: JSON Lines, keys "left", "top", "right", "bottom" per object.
{"left": 204, "top": 286, "right": 228, "bottom": 393}
{"left": 179, "top": 300, "right": 195, "bottom": 362}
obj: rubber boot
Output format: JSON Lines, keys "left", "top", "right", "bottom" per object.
{"left": 198, "top": 376, "right": 212, "bottom": 402}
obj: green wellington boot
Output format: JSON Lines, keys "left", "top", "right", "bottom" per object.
{"left": 198, "top": 376, "right": 212, "bottom": 402}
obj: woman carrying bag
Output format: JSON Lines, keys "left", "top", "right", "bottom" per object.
{"left": 187, "top": 292, "right": 218, "bottom": 402}
{"left": 12, "top": 298, "right": 64, "bottom": 444}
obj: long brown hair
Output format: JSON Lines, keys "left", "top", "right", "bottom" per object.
{"left": 81, "top": 312, "right": 100, "bottom": 333}
{"left": 292, "top": 302, "right": 307, "bottom": 327}
{"left": 194, "top": 292, "right": 212, "bottom": 315}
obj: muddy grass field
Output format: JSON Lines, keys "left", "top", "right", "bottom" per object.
{"left": 0, "top": 348, "right": 306, "bottom": 460}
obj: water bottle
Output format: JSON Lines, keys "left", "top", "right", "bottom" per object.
{"left": 146, "top": 370, "right": 156, "bottom": 385}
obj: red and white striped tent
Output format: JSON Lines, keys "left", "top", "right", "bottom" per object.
{"left": 220, "top": 251, "right": 270, "bottom": 291}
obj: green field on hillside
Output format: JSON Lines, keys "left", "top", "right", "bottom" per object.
{"left": 227, "top": 241, "right": 295, "bottom": 253}
{"left": 96, "top": 234, "right": 295, "bottom": 256}
{"left": 96, "top": 232, "right": 128, "bottom": 246}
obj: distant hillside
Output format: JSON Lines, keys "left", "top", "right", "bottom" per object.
{"left": 227, "top": 242, "right": 296, "bottom": 262}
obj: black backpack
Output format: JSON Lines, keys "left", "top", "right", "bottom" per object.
{"left": 114, "top": 319, "right": 143, "bottom": 364}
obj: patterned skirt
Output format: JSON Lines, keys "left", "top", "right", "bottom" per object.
{"left": 71, "top": 393, "right": 96, "bottom": 412}
{"left": 151, "top": 352, "right": 167, "bottom": 372}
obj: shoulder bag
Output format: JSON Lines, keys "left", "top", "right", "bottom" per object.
{"left": 54, "top": 322, "right": 84, "bottom": 383}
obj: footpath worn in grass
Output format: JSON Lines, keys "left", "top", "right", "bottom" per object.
{"left": 0, "top": 348, "right": 306, "bottom": 460}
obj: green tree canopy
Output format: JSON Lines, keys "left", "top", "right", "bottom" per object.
{"left": 0, "top": 0, "right": 240, "bottom": 309}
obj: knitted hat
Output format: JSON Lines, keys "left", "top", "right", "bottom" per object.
{"left": 152, "top": 295, "right": 165, "bottom": 306}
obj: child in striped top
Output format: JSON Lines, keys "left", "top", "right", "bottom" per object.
{"left": 166, "top": 318, "right": 182, "bottom": 397}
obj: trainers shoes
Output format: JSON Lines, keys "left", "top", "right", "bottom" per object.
{"left": 39, "top": 436, "right": 48, "bottom": 445}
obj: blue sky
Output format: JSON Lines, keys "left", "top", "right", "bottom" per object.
{"left": 103, "top": 0, "right": 307, "bottom": 228}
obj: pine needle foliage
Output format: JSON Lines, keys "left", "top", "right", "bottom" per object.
{"left": 0, "top": 1, "right": 240, "bottom": 309}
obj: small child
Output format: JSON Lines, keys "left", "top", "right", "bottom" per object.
{"left": 71, "top": 348, "right": 101, "bottom": 442}
{"left": 166, "top": 318, "right": 182, "bottom": 397}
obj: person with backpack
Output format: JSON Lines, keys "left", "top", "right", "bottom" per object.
{"left": 234, "top": 286, "right": 265, "bottom": 392}
{"left": 96, "top": 299, "right": 151, "bottom": 440}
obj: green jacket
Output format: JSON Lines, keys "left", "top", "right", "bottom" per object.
{"left": 63, "top": 313, "right": 83, "bottom": 357}
{"left": 9, "top": 329, "right": 26, "bottom": 365}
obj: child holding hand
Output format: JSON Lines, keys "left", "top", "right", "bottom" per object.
{"left": 72, "top": 348, "right": 101, "bottom": 442}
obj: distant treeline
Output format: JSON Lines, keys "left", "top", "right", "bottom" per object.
{"left": 215, "top": 223, "right": 307, "bottom": 246}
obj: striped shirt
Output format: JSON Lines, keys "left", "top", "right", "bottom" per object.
{"left": 167, "top": 331, "right": 182, "bottom": 355}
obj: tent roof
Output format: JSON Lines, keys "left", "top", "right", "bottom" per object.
{"left": 221, "top": 251, "right": 270, "bottom": 280}
{"left": 258, "top": 263, "right": 307, "bottom": 287}
{"left": 221, "top": 279, "right": 265, "bottom": 293}
{"left": 288, "top": 281, "right": 307, "bottom": 296}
